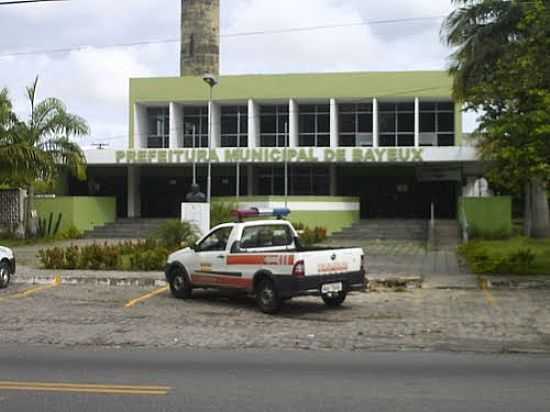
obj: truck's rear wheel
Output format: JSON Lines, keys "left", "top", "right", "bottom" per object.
{"left": 256, "top": 279, "right": 281, "bottom": 314}
{"left": 0, "top": 261, "right": 10, "bottom": 289}
{"left": 322, "top": 291, "right": 347, "bottom": 307}
{"left": 169, "top": 266, "right": 192, "bottom": 299}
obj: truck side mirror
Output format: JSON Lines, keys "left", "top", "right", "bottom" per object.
{"left": 230, "top": 241, "right": 241, "bottom": 253}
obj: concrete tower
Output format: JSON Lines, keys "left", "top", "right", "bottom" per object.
{"left": 180, "top": 0, "right": 220, "bottom": 76}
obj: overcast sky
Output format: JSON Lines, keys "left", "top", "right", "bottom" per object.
{"left": 0, "top": 0, "right": 476, "bottom": 148}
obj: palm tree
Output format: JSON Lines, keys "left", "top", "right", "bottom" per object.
{"left": 0, "top": 77, "right": 89, "bottom": 236}
{"left": 442, "top": 0, "right": 550, "bottom": 238}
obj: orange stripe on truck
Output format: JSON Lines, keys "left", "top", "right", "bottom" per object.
{"left": 227, "top": 255, "right": 295, "bottom": 266}
{"left": 191, "top": 274, "right": 252, "bottom": 289}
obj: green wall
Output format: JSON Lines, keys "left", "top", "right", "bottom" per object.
{"left": 458, "top": 197, "right": 513, "bottom": 239}
{"left": 213, "top": 196, "right": 359, "bottom": 234}
{"left": 34, "top": 197, "right": 116, "bottom": 233}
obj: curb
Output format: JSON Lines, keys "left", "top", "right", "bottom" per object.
{"left": 480, "top": 276, "right": 550, "bottom": 290}
{"left": 14, "top": 275, "right": 166, "bottom": 288}
{"left": 367, "top": 276, "right": 423, "bottom": 290}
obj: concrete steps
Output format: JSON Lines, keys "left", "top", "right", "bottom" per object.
{"left": 433, "top": 219, "right": 461, "bottom": 251}
{"left": 85, "top": 218, "right": 171, "bottom": 239}
{"left": 330, "top": 219, "right": 428, "bottom": 242}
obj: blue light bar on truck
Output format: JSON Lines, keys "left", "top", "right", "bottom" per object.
{"left": 232, "top": 207, "right": 291, "bottom": 221}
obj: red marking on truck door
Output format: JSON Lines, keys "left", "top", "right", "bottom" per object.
{"left": 227, "top": 255, "right": 295, "bottom": 266}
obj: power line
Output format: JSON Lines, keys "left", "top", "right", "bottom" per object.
{"left": 0, "top": 0, "right": 67, "bottom": 5}
{"left": 0, "top": 15, "right": 445, "bottom": 59}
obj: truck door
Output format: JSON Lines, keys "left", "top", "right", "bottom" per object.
{"left": 193, "top": 226, "right": 234, "bottom": 287}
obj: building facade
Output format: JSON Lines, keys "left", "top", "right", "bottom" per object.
{"left": 76, "top": 70, "right": 482, "bottom": 225}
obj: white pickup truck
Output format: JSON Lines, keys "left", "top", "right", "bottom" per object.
{"left": 165, "top": 209, "right": 366, "bottom": 313}
{"left": 0, "top": 245, "right": 15, "bottom": 289}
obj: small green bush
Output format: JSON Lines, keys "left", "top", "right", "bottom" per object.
{"left": 38, "top": 247, "right": 65, "bottom": 269}
{"left": 151, "top": 220, "right": 197, "bottom": 249}
{"left": 459, "top": 242, "right": 538, "bottom": 275}
{"left": 59, "top": 225, "right": 83, "bottom": 240}
{"left": 211, "top": 201, "right": 238, "bottom": 226}
{"left": 292, "top": 222, "right": 328, "bottom": 246}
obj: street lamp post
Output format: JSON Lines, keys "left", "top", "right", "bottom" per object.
{"left": 202, "top": 73, "right": 218, "bottom": 204}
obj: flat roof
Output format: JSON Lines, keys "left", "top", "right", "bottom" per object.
{"left": 129, "top": 71, "right": 453, "bottom": 103}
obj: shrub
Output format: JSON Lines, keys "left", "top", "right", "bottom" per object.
{"left": 38, "top": 240, "right": 171, "bottom": 271}
{"left": 38, "top": 247, "right": 65, "bottom": 269}
{"left": 38, "top": 212, "right": 63, "bottom": 238}
{"left": 64, "top": 245, "right": 80, "bottom": 269}
{"left": 211, "top": 201, "right": 237, "bottom": 226}
{"left": 293, "top": 223, "right": 328, "bottom": 246}
{"left": 458, "top": 242, "right": 537, "bottom": 275}
{"left": 59, "top": 225, "right": 83, "bottom": 240}
{"left": 151, "top": 220, "right": 197, "bottom": 249}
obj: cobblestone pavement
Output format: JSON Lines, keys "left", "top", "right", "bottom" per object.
{"left": 1, "top": 284, "right": 549, "bottom": 353}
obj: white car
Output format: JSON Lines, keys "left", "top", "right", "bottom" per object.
{"left": 0, "top": 246, "right": 15, "bottom": 289}
{"left": 165, "top": 208, "right": 366, "bottom": 314}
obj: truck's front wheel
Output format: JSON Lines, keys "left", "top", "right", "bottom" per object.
{"left": 169, "top": 266, "right": 192, "bottom": 299}
{"left": 0, "top": 261, "right": 10, "bottom": 289}
{"left": 256, "top": 279, "right": 281, "bottom": 314}
{"left": 322, "top": 291, "right": 347, "bottom": 307}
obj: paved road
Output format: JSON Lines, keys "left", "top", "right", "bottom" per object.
{"left": 0, "top": 346, "right": 549, "bottom": 411}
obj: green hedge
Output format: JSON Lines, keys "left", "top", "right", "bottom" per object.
{"left": 458, "top": 237, "right": 550, "bottom": 275}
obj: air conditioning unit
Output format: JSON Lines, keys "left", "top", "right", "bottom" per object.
{"left": 419, "top": 133, "right": 436, "bottom": 146}
{"left": 356, "top": 133, "right": 373, "bottom": 147}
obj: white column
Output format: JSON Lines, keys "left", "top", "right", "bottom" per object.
{"left": 247, "top": 164, "right": 254, "bottom": 197}
{"left": 330, "top": 98, "right": 338, "bottom": 148}
{"left": 134, "top": 104, "right": 147, "bottom": 148}
{"left": 210, "top": 101, "right": 221, "bottom": 148}
{"left": 414, "top": 97, "right": 420, "bottom": 147}
{"left": 372, "top": 98, "right": 379, "bottom": 147}
{"left": 127, "top": 166, "right": 141, "bottom": 218}
{"left": 169, "top": 102, "right": 182, "bottom": 148}
{"left": 329, "top": 164, "right": 337, "bottom": 196}
{"left": 248, "top": 99, "right": 258, "bottom": 148}
{"left": 289, "top": 99, "right": 299, "bottom": 147}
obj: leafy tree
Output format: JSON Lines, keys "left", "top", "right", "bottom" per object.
{"left": 443, "top": 0, "right": 550, "bottom": 238}
{"left": 0, "top": 77, "right": 89, "bottom": 236}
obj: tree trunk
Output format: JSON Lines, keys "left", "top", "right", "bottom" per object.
{"left": 523, "top": 181, "right": 532, "bottom": 237}
{"left": 530, "top": 177, "right": 550, "bottom": 239}
{"left": 24, "top": 185, "right": 34, "bottom": 238}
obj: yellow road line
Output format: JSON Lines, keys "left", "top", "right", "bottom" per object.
{"left": 483, "top": 288, "right": 496, "bottom": 305}
{"left": 0, "top": 381, "right": 170, "bottom": 390}
{"left": 0, "top": 380, "right": 170, "bottom": 396}
{"left": 125, "top": 286, "right": 169, "bottom": 308}
{"left": 0, "top": 276, "right": 61, "bottom": 303}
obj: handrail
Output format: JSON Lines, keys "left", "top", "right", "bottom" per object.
{"left": 460, "top": 198, "right": 469, "bottom": 243}
{"left": 428, "top": 201, "right": 436, "bottom": 251}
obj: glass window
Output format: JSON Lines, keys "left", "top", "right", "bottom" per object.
{"left": 419, "top": 101, "right": 455, "bottom": 146}
{"left": 298, "top": 103, "right": 331, "bottom": 147}
{"left": 378, "top": 101, "right": 416, "bottom": 147}
{"left": 338, "top": 102, "right": 373, "bottom": 147}
{"left": 437, "top": 112, "right": 454, "bottom": 132}
{"left": 221, "top": 105, "right": 248, "bottom": 147}
{"left": 183, "top": 106, "right": 208, "bottom": 148}
{"left": 260, "top": 104, "right": 289, "bottom": 147}
{"left": 198, "top": 226, "right": 234, "bottom": 252}
{"left": 146, "top": 107, "right": 169, "bottom": 148}
{"left": 240, "top": 225, "right": 293, "bottom": 249}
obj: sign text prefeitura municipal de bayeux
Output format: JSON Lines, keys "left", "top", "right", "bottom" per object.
{"left": 115, "top": 147, "right": 426, "bottom": 164}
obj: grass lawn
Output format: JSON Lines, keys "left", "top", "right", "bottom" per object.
{"left": 459, "top": 237, "right": 550, "bottom": 275}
